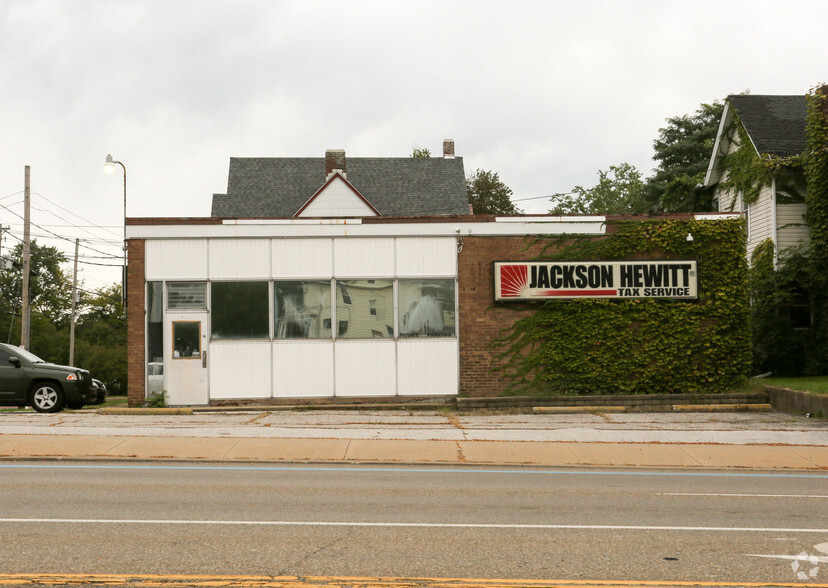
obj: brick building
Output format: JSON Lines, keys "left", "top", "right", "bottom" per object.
{"left": 124, "top": 144, "right": 738, "bottom": 406}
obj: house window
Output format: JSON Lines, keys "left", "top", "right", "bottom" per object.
{"left": 211, "top": 281, "right": 269, "bottom": 339}
{"left": 790, "top": 289, "right": 812, "bottom": 330}
{"left": 336, "top": 279, "right": 393, "bottom": 339}
{"left": 399, "top": 279, "right": 456, "bottom": 337}
{"left": 274, "top": 281, "right": 332, "bottom": 339}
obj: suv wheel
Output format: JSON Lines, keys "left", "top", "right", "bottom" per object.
{"left": 30, "top": 383, "right": 65, "bottom": 413}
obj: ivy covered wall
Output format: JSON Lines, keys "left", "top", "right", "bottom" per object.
{"left": 471, "top": 217, "right": 750, "bottom": 396}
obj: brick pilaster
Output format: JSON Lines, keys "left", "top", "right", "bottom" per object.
{"left": 126, "top": 239, "right": 146, "bottom": 407}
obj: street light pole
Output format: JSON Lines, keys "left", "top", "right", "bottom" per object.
{"left": 104, "top": 154, "right": 127, "bottom": 304}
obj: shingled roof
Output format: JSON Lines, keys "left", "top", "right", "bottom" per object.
{"left": 211, "top": 154, "right": 469, "bottom": 218}
{"left": 728, "top": 94, "right": 807, "bottom": 157}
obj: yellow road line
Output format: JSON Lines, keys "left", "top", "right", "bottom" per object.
{"left": 0, "top": 575, "right": 827, "bottom": 587}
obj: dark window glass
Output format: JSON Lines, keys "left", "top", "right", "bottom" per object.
{"left": 172, "top": 322, "right": 201, "bottom": 359}
{"left": 211, "top": 282, "right": 269, "bottom": 339}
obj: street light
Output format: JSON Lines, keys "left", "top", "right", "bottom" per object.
{"left": 104, "top": 154, "right": 127, "bottom": 302}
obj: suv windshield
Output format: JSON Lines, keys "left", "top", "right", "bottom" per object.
{"left": 14, "top": 347, "right": 46, "bottom": 364}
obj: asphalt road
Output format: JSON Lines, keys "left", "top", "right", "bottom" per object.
{"left": 1, "top": 461, "right": 827, "bottom": 586}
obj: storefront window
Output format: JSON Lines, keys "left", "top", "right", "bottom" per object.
{"left": 172, "top": 321, "right": 201, "bottom": 359}
{"left": 336, "top": 279, "right": 393, "bottom": 339}
{"left": 211, "top": 281, "right": 269, "bottom": 339}
{"left": 398, "top": 279, "right": 456, "bottom": 337}
{"left": 167, "top": 282, "right": 207, "bottom": 310}
{"left": 146, "top": 282, "right": 164, "bottom": 397}
{"left": 274, "top": 281, "right": 332, "bottom": 339}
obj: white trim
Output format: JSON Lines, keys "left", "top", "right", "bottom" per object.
{"left": 703, "top": 102, "right": 731, "bottom": 187}
{"left": 693, "top": 213, "right": 741, "bottom": 221}
{"left": 128, "top": 220, "right": 608, "bottom": 240}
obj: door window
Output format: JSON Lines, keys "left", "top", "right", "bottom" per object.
{"left": 172, "top": 321, "right": 201, "bottom": 359}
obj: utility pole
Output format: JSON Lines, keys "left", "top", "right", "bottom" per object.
{"left": 21, "top": 166, "right": 31, "bottom": 350}
{"left": 69, "top": 238, "right": 79, "bottom": 365}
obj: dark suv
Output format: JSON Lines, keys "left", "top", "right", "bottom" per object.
{"left": 0, "top": 343, "right": 95, "bottom": 413}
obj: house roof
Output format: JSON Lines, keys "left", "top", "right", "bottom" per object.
{"left": 211, "top": 156, "right": 469, "bottom": 218}
{"left": 728, "top": 94, "right": 807, "bottom": 157}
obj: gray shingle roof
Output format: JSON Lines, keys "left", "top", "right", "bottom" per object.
{"left": 211, "top": 156, "right": 469, "bottom": 218}
{"left": 728, "top": 94, "right": 807, "bottom": 157}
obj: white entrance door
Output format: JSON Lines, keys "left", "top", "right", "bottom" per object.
{"left": 164, "top": 313, "right": 209, "bottom": 405}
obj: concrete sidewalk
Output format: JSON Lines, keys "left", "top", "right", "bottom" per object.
{"left": 0, "top": 409, "right": 826, "bottom": 470}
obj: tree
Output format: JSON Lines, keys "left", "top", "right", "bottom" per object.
{"left": 643, "top": 101, "right": 725, "bottom": 212}
{"left": 411, "top": 146, "right": 431, "bottom": 158}
{"left": 0, "top": 241, "right": 73, "bottom": 358}
{"left": 75, "top": 284, "right": 126, "bottom": 393}
{"left": 467, "top": 169, "right": 521, "bottom": 215}
{"left": 549, "top": 163, "right": 650, "bottom": 215}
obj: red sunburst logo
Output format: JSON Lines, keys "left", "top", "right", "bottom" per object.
{"left": 499, "top": 264, "right": 528, "bottom": 297}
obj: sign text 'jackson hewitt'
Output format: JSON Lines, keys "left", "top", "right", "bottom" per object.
{"left": 494, "top": 260, "right": 698, "bottom": 301}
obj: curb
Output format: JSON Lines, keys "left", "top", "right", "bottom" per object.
{"left": 532, "top": 403, "right": 773, "bottom": 414}
{"left": 98, "top": 408, "right": 193, "bottom": 415}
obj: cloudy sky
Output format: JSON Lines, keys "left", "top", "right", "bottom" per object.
{"left": 0, "top": 0, "right": 824, "bottom": 288}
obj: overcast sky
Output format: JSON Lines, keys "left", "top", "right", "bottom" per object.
{"left": 1, "top": 0, "right": 825, "bottom": 289}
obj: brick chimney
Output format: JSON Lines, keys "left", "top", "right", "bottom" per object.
{"left": 443, "top": 139, "right": 455, "bottom": 159}
{"left": 325, "top": 149, "right": 346, "bottom": 177}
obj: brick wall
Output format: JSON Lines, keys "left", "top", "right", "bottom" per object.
{"left": 458, "top": 235, "right": 562, "bottom": 397}
{"left": 126, "top": 239, "right": 145, "bottom": 407}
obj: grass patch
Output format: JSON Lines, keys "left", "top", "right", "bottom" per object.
{"left": 760, "top": 376, "right": 828, "bottom": 395}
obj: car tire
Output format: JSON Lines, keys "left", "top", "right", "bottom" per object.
{"left": 30, "top": 383, "right": 65, "bottom": 413}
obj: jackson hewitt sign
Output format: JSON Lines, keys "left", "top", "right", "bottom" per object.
{"left": 494, "top": 260, "right": 698, "bottom": 301}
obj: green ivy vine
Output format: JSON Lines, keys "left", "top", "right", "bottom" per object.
{"left": 491, "top": 219, "right": 750, "bottom": 396}
{"left": 719, "top": 111, "right": 804, "bottom": 207}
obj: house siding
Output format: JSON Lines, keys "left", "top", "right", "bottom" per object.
{"left": 777, "top": 202, "right": 809, "bottom": 252}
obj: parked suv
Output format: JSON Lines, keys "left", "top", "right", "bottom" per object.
{"left": 0, "top": 343, "right": 95, "bottom": 413}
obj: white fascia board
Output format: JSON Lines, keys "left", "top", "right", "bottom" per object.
{"left": 703, "top": 102, "right": 732, "bottom": 187}
{"left": 495, "top": 215, "right": 606, "bottom": 223}
{"left": 694, "top": 213, "right": 741, "bottom": 221}
{"left": 126, "top": 219, "right": 607, "bottom": 240}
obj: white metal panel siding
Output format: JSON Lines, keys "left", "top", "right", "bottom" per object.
{"left": 272, "top": 238, "right": 333, "bottom": 278}
{"left": 747, "top": 185, "right": 774, "bottom": 257}
{"left": 209, "top": 239, "right": 270, "bottom": 279}
{"left": 334, "top": 340, "right": 396, "bottom": 396}
{"left": 396, "top": 237, "right": 456, "bottom": 277}
{"left": 272, "top": 342, "right": 334, "bottom": 397}
{"left": 777, "top": 203, "right": 809, "bottom": 251}
{"left": 397, "top": 339, "right": 458, "bottom": 396}
{"left": 145, "top": 240, "right": 208, "bottom": 280}
{"left": 334, "top": 238, "right": 395, "bottom": 277}
{"left": 208, "top": 341, "right": 272, "bottom": 399}
{"left": 298, "top": 178, "right": 377, "bottom": 217}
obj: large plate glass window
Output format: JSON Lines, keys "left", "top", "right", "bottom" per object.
{"left": 398, "top": 279, "right": 456, "bottom": 337}
{"left": 211, "top": 281, "right": 269, "bottom": 339}
{"left": 274, "top": 281, "right": 332, "bottom": 339}
{"left": 167, "top": 282, "right": 207, "bottom": 310}
{"left": 336, "top": 279, "right": 393, "bottom": 339}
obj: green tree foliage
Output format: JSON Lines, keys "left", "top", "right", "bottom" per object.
{"left": 467, "top": 169, "right": 521, "bottom": 215}
{"left": 74, "top": 284, "right": 126, "bottom": 393}
{"left": 410, "top": 146, "right": 431, "bottom": 158}
{"left": 555, "top": 101, "right": 724, "bottom": 215}
{"left": 643, "top": 101, "right": 724, "bottom": 212}
{"left": 549, "top": 163, "right": 650, "bottom": 215}
{"left": 0, "top": 239, "right": 126, "bottom": 391}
